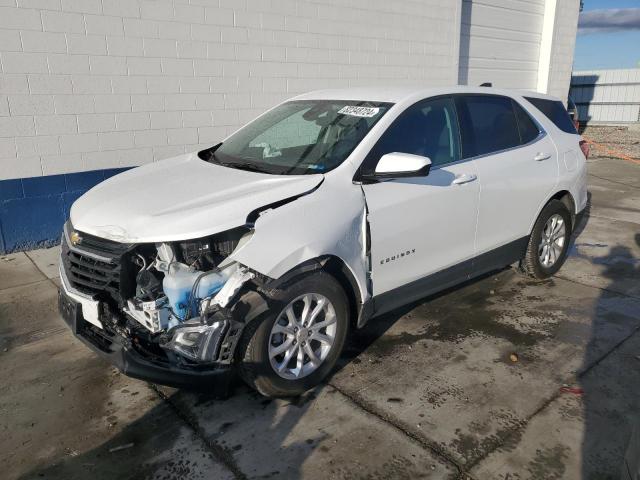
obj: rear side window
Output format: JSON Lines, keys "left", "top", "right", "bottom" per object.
{"left": 512, "top": 101, "right": 541, "bottom": 144}
{"left": 524, "top": 97, "right": 577, "bottom": 134}
{"left": 456, "top": 95, "right": 520, "bottom": 157}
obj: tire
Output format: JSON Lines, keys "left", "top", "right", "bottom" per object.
{"left": 519, "top": 199, "right": 573, "bottom": 279}
{"left": 237, "top": 271, "right": 349, "bottom": 397}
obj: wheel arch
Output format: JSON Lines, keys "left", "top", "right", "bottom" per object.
{"left": 530, "top": 190, "right": 577, "bottom": 235}
{"left": 264, "top": 255, "right": 365, "bottom": 330}
{"left": 548, "top": 190, "right": 576, "bottom": 228}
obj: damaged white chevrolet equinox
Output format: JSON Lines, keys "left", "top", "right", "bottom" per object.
{"left": 59, "top": 86, "right": 588, "bottom": 397}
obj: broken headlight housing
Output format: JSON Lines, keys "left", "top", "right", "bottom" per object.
{"left": 177, "top": 239, "right": 211, "bottom": 266}
{"left": 176, "top": 226, "right": 252, "bottom": 270}
{"left": 163, "top": 318, "right": 228, "bottom": 362}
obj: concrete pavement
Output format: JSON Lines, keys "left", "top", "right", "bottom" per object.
{"left": 1, "top": 153, "right": 639, "bottom": 479}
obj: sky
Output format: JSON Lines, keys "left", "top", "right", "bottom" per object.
{"left": 573, "top": 0, "right": 640, "bottom": 71}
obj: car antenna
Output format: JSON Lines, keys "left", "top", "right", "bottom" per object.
{"left": 480, "top": 82, "right": 492, "bottom": 87}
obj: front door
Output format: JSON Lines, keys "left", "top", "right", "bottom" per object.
{"left": 360, "top": 97, "right": 480, "bottom": 309}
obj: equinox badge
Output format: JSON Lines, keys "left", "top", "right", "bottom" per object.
{"left": 380, "top": 249, "right": 416, "bottom": 265}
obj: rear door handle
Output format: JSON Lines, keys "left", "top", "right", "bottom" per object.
{"left": 534, "top": 152, "right": 551, "bottom": 161}
{"left": 451, "top": 173, "right": 477, "bottom": 185}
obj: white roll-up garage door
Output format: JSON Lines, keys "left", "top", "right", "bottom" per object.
{"left": 458, "top": 0, "right": 546, "bottom": 90}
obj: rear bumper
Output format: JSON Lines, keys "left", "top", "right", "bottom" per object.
{"left": 58, "top": 287, "right": 233, "bottom": 392}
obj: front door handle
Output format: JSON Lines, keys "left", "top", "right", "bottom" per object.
{"left": 534, "top": 152, "right": 551, "bottom": 161}
{"left": 451, "top": 173, "right": 477, "bottom": 185}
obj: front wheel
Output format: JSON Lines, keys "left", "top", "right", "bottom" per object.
{"left": 519, "top": 199, "right": 572, "bottom": 279}
{"left": 237, "top": 272, "right": 349, "bottom": 397}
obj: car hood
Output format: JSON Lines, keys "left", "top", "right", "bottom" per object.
{"left": 70, "top": 153, "right": 323, "bottom": 243}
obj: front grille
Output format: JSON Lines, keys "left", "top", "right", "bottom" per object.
{"left": 61, "top": 223, "right": 134, "bottom": 304}
{"left": 66, "top": 249, "right": 121, "bottom": 296}
{"left": 81, "top": 318, "right": 116, "bottom": 353}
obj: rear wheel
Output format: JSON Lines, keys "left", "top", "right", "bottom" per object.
{"left": 237, "top": 272, "right": 349, "bottom": 397}
{"left": 520, "top": 199, "right": 572, "bottom": 279}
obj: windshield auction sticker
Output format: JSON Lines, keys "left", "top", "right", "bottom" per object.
{"left": 338, "top": 106, "right": 380, "bottom": 117}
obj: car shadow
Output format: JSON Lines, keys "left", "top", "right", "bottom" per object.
{"left": 18, "top": 379, "right": 320, "bottom": 480}
{"left": 580, "top": 231, "right": 640, "bottom": 479}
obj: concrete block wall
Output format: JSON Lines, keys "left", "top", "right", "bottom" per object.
{"left": 0, "top": 0, "right": 460, "bottom": 252}
{"left": 0, "top": 0, "right": 460, "bottom": 182}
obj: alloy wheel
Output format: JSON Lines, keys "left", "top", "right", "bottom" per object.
{"left": 268, "top": 293, "right": 337, "bottom": 380}
{"left": 538, "top": 213, "right": 566, "bottom": 268}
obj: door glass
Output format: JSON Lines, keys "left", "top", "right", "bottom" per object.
{"left": 362, "top": 97, "right": 461, "bottom": 173}
{"left": 512, "top": 100, "right": 541, "bottom": 144}
{"left": 524, "top": 97, "right": 577, "bottom": 134}
{"left": 457, "top": 95, "right": 520, "bottom": 157}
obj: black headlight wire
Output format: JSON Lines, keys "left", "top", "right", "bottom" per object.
{"left": 188, "top": 270, "right": 213, "bottom": 321}
{"left": 136, "top": 253, "right": 147, "bottom": 270}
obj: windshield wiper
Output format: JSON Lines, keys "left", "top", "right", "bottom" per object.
{"left": 219, "top": 161, "right": 271, "bottom": 174}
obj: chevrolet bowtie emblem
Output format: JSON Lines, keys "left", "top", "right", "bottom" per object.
{"left": 70, "top": 231, "right": 82, "bottom": 246}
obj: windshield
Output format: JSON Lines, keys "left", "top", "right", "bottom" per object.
{"left": 200, "top": 100, "right": 392, "bottom": 175}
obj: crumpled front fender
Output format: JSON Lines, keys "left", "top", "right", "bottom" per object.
{"left": 229, "top": 179, "right": 369, "bottom": 305}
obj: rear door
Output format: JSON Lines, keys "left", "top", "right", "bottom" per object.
{"left": 455, "top": 95, "right": 558, "bottom": 267}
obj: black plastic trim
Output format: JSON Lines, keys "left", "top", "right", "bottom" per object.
{"left": 369, "top": 236, "right": 528, "bottom": 319}
{"left": 58, "top": 289, "right": 232, "bottom": 392}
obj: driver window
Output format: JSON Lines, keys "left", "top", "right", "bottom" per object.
{"left": 363, "top": 97, "right": 461, "bottom": 173}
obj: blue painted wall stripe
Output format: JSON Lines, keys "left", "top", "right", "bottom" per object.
{"left": 0, "top": 167, "right": 132, "bottom": 254}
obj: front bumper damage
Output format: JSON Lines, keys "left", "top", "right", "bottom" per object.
{"left": 56, "top": 224, "right": 258, "bottom": 392}
{"left": 58, "top": 278, "right": 233, "bottom": 391}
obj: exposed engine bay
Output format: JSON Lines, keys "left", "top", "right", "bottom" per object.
{"left": 61, "top": 222, "right": 258, "bottom": 366}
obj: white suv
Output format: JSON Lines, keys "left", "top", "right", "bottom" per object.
{"left": 58, "top": 86, "right": 588, "bottom": 397}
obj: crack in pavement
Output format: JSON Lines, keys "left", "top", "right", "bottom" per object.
{"left": 0, "top": 277, "right": 52, "bottom": 292}
{"left": 464, "top": 323, "right": 640, "bottom": 473}
{"left": 555, "top": 274, "right": 640, "bottom": 301}
{"left": 328, "top": 382, "right": 465, "bottom": 477}
{"left": 24, "top": 252, "right": 60, "bottom": 290}
{"left": 150, "top": 384, "right": 248, "bottom": 480}
{"left": 588, "top": 173, "right": 640, "bottom": 191}
{"left": 583, "top": 212, "right": 640, "bottom": 226}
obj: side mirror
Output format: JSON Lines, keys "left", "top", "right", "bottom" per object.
{"left": 373, "top": 152, "right": 432, "bottom": 178}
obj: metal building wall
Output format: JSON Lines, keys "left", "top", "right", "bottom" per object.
{"left": 570, "top": 68, "right": 640, "bottom": 124}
